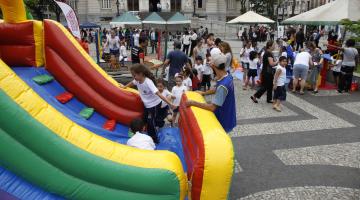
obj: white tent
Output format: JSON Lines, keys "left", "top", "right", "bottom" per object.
{"left": 283, "top": 0, "right": 360, "bottom": 25}
{"left": 227, "top": 11, "right": 275, "bottom": 24}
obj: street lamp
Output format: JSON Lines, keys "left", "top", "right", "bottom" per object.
{"left": 116, "top": 0, "right": 120, "bottom": 16}
{"left": 193, "top": 0, "right": 196, "bottom": 17}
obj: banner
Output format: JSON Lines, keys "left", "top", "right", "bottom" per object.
{"left": 54, "top": 0, "right": 81, "bottom": 39}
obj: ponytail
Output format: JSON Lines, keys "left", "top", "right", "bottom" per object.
{"left": 130, "top": 64, "right": 156, "bottom": 84}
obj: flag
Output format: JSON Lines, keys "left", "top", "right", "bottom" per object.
{"left": 54, "top": 0, "right": 81, "bottom": 39}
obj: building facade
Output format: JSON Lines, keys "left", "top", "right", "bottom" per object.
{"left": 66, "top": 0, "right": 248, "bottom": 24}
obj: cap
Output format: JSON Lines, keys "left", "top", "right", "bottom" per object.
{"left": 211, "top": 53, "right": 227, "bottom": 68}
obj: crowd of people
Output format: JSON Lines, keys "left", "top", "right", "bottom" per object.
{"left": 84, "top": 24, "right": 358, "bottom": 150}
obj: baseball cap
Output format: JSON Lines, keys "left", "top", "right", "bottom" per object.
{"left": 211, "top": 53, "right": 227, "bottom": 68}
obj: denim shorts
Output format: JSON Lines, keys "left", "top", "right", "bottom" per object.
{"left": 293, "top": 64, "right": 309, "bottom": 80}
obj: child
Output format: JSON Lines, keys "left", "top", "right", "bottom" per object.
{"left": 119, "top": 37, "right": 127, "bottom": 67}
{"left": 171, "top": 74, "right": 188, "bottom": 125}
{"left": 202, "top": 53, "right": 212, "bottom": 91}
{"left": 331, "top": 54, "right": 342, "bottom": 87}
{"left": 272, "top": 56, "right": 288, "bottom": 112}
{"left": 194, "top": 56, "right": 204, "bottom": 83}
{"left": 156, "top": 79, "right": 172, "bottom": 127}
{"left": 123, "top": 64, "right": 176, "bottom": 143}
{"left": 182, "top": 67, "right": 193, "bottom": 91}
{"left": 191, "top": 68, "right": 200, "bottom": 91}
{"left": 127, "top": 118, "right": 155, "bottom": 150}
{"left": 109, "top": 54, "right": 120, "bottom": 69}
{"left": 244, "top": 51, "right": 259, "bottom": 90}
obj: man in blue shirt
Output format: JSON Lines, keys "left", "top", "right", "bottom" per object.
{"left": 155, "top": 41, "right": 190, "bottom": 89}
{"left": 186, "top": 53, "right": 237, "bottom": 133}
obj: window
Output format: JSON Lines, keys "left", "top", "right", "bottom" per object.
{"left": 102, "top": 0, "right": 111, "bottom": 9}
{"left": 128, "top": 0, "right": 139, "bottom": 11}
{"left": 170, "top": 0, "right": 181, "bottom": 12}
{"left": 227, "top": 0, "right": 235, "bottom": 9}
{"left": 68, "top": 0, "right": 77, "bottom": 10}
{"left": 198, "top": 0, "right": 202, "bottom": 8}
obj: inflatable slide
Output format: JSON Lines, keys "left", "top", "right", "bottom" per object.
{"left": 0, "top": 1, "right": 234, "bottom": 199}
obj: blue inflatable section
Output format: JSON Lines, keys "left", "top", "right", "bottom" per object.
{"left": 0, "top": 166, "right": 63, "bottom": 200}
{"left": 13, "top": 67, "right": 187, "bottom": 170}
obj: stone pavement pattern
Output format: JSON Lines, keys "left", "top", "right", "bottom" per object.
{"left": 229, "top": 79, "right": 360, "bottom": 200}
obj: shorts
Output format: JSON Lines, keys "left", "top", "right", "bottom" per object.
{"left": 333, "top": 71, "right": 341, "bottom": 77}
{"left": 273, "top": 86, "right": 286, "bottom": 101}
{"left": 173, "top": 107, "right": 179, "bottom": 113}
{"left": 110, "top": 49, "right": 120, "bottom": 56}
{"left": 247, "top": 69, "right": 257, "bottom": 78}
{"left": 293, "top": 64, "right": 309, "bottom": 80}
{"left": 309, "top": 65, "right": 322, "bottom": 84}
{"left": 202, "top": 74, "right": 211, "bottom": 85}
{"left": 241, "top": 62, "right": 249, "bottom": 70}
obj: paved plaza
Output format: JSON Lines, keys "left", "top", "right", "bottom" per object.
{"left": 228, "top": 79, "right": 360, "bottom": 200}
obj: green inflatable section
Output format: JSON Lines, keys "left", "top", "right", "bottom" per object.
{"left": 0, "top": 90, "right": 181, "bottom": 200}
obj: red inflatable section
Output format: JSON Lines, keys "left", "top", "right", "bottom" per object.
{"left": 178, "top": 95, "right": 205, "bottom": 200}
{"left": 0, "top": 22, "right": 36, "bottom": 67}
{"left": 43, "top": 20, "right": 143, "bottom": 125}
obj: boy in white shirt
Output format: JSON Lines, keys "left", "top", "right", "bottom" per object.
{"left": 194, "top": 56, "right": 204, "bottom": 82}
{"left": 202, "top": 53, "right": 213, "bottom": 91}
{"left": 119, "top": 38, "right": 127, "bottom": 67}
{"left": 273, "top": 56, "right": 288, "bottom": 112}
{"left": 156, "top": 79, "right": 172, "bottom": 127}
{"left": 127, "top": 118, "right": 155, "bottom": 150}
{"left": 171, "top": 74, "right": 188, "bottom": 125}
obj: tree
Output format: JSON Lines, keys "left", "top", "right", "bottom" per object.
{"left": 249, "top": 0, "right": 267, "bottom": 14}
{"left": 24, "top": 0, "right": 66, "bottom": 21}
{"left": 341, "top": 19, "right": 360, "bottom": 42}
{"left": 266, "top": 0, "right": 275, "bottom": 20}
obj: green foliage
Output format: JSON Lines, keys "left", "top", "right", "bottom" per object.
{"left": 341, "top": 19, "right": 360, "bottom": 42}
{"left": 24, "top": 0, "right": 66, "bottom": 21}
{"left": 249, "top": 0, "right": 267, "bottom": 15}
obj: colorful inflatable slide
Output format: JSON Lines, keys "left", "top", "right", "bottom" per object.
{"left": 0, "top": 1, "right": 234, "bottom": 199}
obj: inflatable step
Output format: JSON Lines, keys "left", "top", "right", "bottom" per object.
{"left": 103, "top": 119, "right": 116, "bottom": 131}
{"left": 79, "top": 107, "right": 94, "bottom": 119}
{"left": 56, "top": 92, "right": 74, "bottom": 104}
{"left": 32, "top": 74, "right": 54, "bottom": 85}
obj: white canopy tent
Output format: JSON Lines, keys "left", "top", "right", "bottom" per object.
{"left": 282, "top": 0, "right": 360, "bottom": 25}
{"left": 227, "top": 11, "right": 275, "bottom": 24}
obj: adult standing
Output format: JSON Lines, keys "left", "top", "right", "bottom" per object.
{"left": 242, "top": 28, "right": 248, "bottom": 41}
{"left": 192, "top": 38, "right": 205, "bottom": 62}
{"left": 106, "top": 30, "right": 121, "bottom": 58}
{"left": 292, "top": 49, "right": 313, "bottom": 94}
{"left": 295, "top": 28, "right": 305, "bottom": 51}
{"left": 308, "top": 42, "right": 324, "bottom": 93}
{"left": 157, "top": 1, "right": 162, "bottom": 12}
{"left": 219, "top": 41, "right": 233, "bottom": 73}
{"left": 133, "top": 29, "right": 140, "bottom": 47}
{"left": 329, "top": 39, "right": 359, "bottom": 93}
{"left": 182, "top": 31, "right": 191, "bottom": 56}
{"left": 156, "top": 41, "right": 190, "bottom": 89}
{"left": 186, "top": 53, "right": 236, "bottom": 133}
{"left": 150, "top": 29, "right": 158, "bottom": 54}
{"left": 189, "top": 29, "right": 198, "bottom": 57}
{"left": 240, "top": 40, "right": 254, "bottom": 87}
{"left": 131, "top": 37, "right": 147, "bottom": 64}
{"left": 251, "top": 41, "right": 277, "bottom": 103}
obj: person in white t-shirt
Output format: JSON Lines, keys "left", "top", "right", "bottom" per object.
{"left": 202, "top": 53, "right": 213, "bottom": 91}
{"left": 106, "top": 30, "right": 120, "bottom": 57}
{"left": 119, "top": 37, "right": 127, "bottom": 67}
{"left": 194, "top": 56, "right": 204, "bottom": 82}
{"left": 133, "top": 30, "right": 140, "bottom": 47}
{"left": 292, "top": 50, "right": 313, "bottom": 94}
{"left": 244, "top": 51, "right": 259, "bottom": 90}
{"left": 123, "top": 64, "right": 176, "bottom": 143}
{"left": 331, "top": 55, "right": 342, "bottom": 87}
{"left": 182, "top": 67, "right": 193, "bottom": 91}
{"left": 240, "top": 40, "right": 254, "bottom": 86}
{"left": 171, "top": 74, "right": 188, "bottom": 125}
{"left": 272, "top": 56, "right": 288, "bottom": 112}
{"left": 182, "top": 31, "right": 191, "bottom": 56}
{"left": 127, "top": 118, "right": 155, "bottom": 150}
{"left": 156, "top": 79, "right": 172, "bottom": 127}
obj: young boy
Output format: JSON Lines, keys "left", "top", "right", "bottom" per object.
{"left": 273, "top": 56, "right": 288, "bottom": 112}
{"left": 156, "top": 79, "right": 172, "bottom": 127}
{"left": 202, "top": 53, "right": 213, "bottom": 91}
{"left": 127, "top": 118, "right": 156, "bottom": 150}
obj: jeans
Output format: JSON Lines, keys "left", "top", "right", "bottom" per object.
{"left": 183, "top": 44, "right": 190, "bottom": 56}
{"left": 254, "top": 73, "right": 274, "bottom": 102}
{"left": 338, "top": 66, "right": 355, "bottom": 92}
